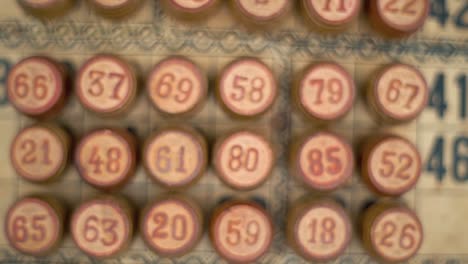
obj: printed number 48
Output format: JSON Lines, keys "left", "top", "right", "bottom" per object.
{"left": 426, "top": 136, "right": 468, "bottom": 182}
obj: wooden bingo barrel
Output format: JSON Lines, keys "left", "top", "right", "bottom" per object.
{"left": 369, "top": 0, "right": 429, "bottom": 37}
{"left": 5, "top": 195, "right": 65, "bottom": 256}
{"left": 294, "top": 61, "right": 355, "bottom": 122}
{"left": 75, "top": 128, "right": 137, "bottom": 190}
{"left": 11, "top": 123, "right": 70, "bottom": 183}
{"left": 210, "top": 199, "right": 273, "bottom": 263}
{"left": 147, "top": 56, "right": 207, "bottom": 116}
{"left": 217, "top": 57, "right": 277, "bottom": 118}
{"left": 302, "top": 0, "right": 361, "bottom": 31}
{"left": 7, "top": 56, "right": 67, "bottom": 119}
{"left": 76, "top": 54, "right": 137, "bottom": 116}
{"left": 141, "top": 195, "right": 203, "bottom": 257}
{"left": 290, "top": 131, "right": 354, "bottom": 191}
{"left": 213, "top": 129, "right": 274, "bottom": 190}
{"left": 71, "top": 195, "right": 134, "bottom": 259}
{"left": 143, "top": 126, "right": 208, "bottom": 188}
{"left": 368, "top": 63, "right": 428, "bottom": 123}
{"left": 18, "top": 0, "right": 74, "bottom": 18}
{"left": 287, "top": 198, "right": 351, "bottom": 261}
{"left": 361, "top": 134, "right": 421, "bottom": 196}
{"left": 362, "top": 202, "right": 423, "bottom": 262}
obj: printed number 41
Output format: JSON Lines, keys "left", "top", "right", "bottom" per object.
{"left": 428, "top": 73, "right": 467, "bottom": 120}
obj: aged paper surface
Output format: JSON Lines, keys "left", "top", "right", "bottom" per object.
{"left": 0, "top": 0, "right": 467, "bottom": 263}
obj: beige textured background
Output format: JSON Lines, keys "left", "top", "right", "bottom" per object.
{"left": 0, "top": 0, "right": 467, "bottom": 262}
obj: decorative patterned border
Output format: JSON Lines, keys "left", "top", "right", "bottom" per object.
{"left": 2, "top": 248, "right": 467, "bottom": 264}
{"left": 0, "top": 19, "right": 467, "bottom": 63}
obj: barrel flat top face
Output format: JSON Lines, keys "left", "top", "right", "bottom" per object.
{"left": 71, "top": 199, "right": 130, "bottom": 258}
{"left": 7, "top": 57, "right": 63, "bottom": 116}
{"left": 6, "top": 198, "right": 60, "bottom": 255}
{"left": 367, "top": 136, "right": 421, "bottom": 196}
{"left": 298, "top": 63, "right": 355, "bottom": 120}
{"left": 304, "top": 0, "right": 360, "bottom": 25}
{"left": 147, "top": 57, "right": 206, "bottom": 115}
{"left": 76, "top": 130, "right": 133, "bottom": 188}
{"left": 373, "top": 64, "right": 428, "bottom": 121}
{"left": 297, "top": 132, "right": 353, "bottom": 190}
{"left": 11, "top": 126, "right": 65, "bottom": 182}
{"left": 212, "top": 202, "right": 273, "bottom": 263}
{"left": 235, "top": 0, "right": 289, "bottom": 21}
{"left": 376, "top": 0, "right": 429, "bottom": 32}
{"left": 144, "top": 129, "right": 205, "bottom": 187}
{"left": 169, "top": 0, "right": 216, "bottom": 10}
{"left": 142, "top": 199, "right": 200, "bottom": 256}
{"left": 219, "top": 58, "right": 277, "bottom": 117}
{"left": 76, "top": 55, "right": 135, "bottom": 114}
{"left": 294, "top": 202, "right": 351, "bottom": 261}
{"left": 214, "top": 131, "right": 274, "bottom": 189}
{"left": 370, "top": 208, "right": 423, "bottom": 262}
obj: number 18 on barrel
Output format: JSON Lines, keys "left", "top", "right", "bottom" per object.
{"left": 287, "top": 198, "right": 352, "bottom": 261}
